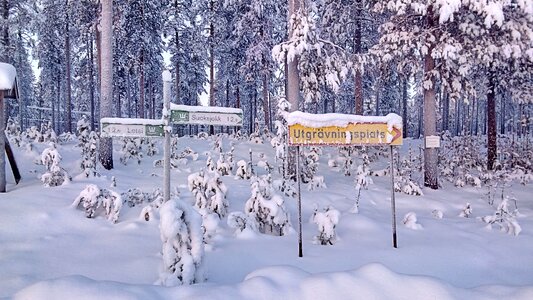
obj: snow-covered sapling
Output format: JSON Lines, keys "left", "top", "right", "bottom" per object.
{"left": 459, "top": 203, "right": 472, "bottom": 218}
{"left": 188, "top": 171, "right": 208, "bottom": 209}
{"left": 311, "top": 205, "right": 340, "bottom": 245}
{"left": 227, "top": 211, "right": 257, "bottom": 236}
{"left": 351, "top": 149, "right": 373, "bottom": 213}
{"left": 72, "top": 184, "right": 122, "bottom": 223}
{"left": 205, "top": 174, "right": 228, "bottom": 218}
{"left": 206, "top": 154, "right": 216, "bottom": 172}
{"left": 78, "top": 115, "right": 99, "bottom": 177}
{"left": 402, "top": 212, "right": 423, "bottom": 230}
{"left": 245, "top": 175, "right": 292, "bottom": 236}
{"left": 480, "top": 196, "right": 521, "bottom": 236}
{"left": 235, "top": 160, "right": 252, "bottom": 179}
{"left": 158, "top": 199, "right": 206, "bottom": 286}
{"left": 216, "top": 154, "right": 231, "bottom": 176}
{"left": 41, "top": 142, "right": 71, "bottom": 187}
{"left": 120, "top": 138, "right": 143, "bottom": 165}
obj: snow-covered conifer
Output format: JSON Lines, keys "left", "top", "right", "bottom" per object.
{"left": 40, "top": 142, "right": 70, "bottom": 187}
{"left": 351, "top": 149, "right": 373, "bottom": 213}
{"left": 188, "top": 171, "right": 209, "bottom": 209}
{"left": 312, "top": 205, "right": 340, "bottom": 245}
{"left": 245, "top": 175, "right": 292, "bottom": 236}
{"left": 402, "top": 212, "right": 423, "bottom": 230}
{"left": 216, "top": 154, "right": 231, "bottom": 176}
{"left": 227, "top": 211, "right": 257, "bottom": 235}
{"left": 235, "top": 160, "right": 252, "bottom": 179}
{"left": 480, "top": 196, "right": 521, "bottom": 236}
{"left": 206, "top": 154, "right": 216, "bottom": 172}
{"left": 120, "top": 138, "right": 143, "bottom": 165}
{"left": 158, "top": 199, "right": 206, "bottom": 286}
{"left": 459, "top": 203, "right": 472, "bottom": 218}
{"left": 122, "top": 188, "right": 148, "bottom": 207}
{"left": 205, "top": 174, "right": 228, "bottom": 218}
{"left": 72, "top": 184, "right": 122, "bottom": 223}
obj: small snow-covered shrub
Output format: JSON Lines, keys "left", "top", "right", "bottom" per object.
{"left": 206, "top": 154, "right": 216, "bottom": 172}
{"left": 312, "top": 205, "right": 340, "bottom": 245}
{"left": 188, "top": 171, "right": 228, "bottom": 218}
{"left": 459, "top": 203, "right": 472, "bottom": 218}
{"left": 308, "top": 175, "right": 326, "bottom": 191}
{"left": 40, "top": 143, "right": 71, "bottom": 187}
{"left": 216, "top": 154, "right": 231, "bottom": 176}
{"left": 245, "top": 175, "right": 292, "bottom": 236}
{"left": 235, "top": 160, "right": 252, "bottom": 179}
{"left": 402, "top": 212, "right": 423, "bottom": 230}
{"left": 480, "top": 197, "right": 521, "bottom": 236}
{"left": 120, "top": 138, "right": 143, "bottom": 165}
{"left": 77, "top": 116, "right": 99, "bottom": 177}
{"left": 72, "top": 184, "right": 122, "bottom": 223}
{"left": 273, "top": 178, "right": 298, "bottom": 198}
{"left": 227, "top": 211, "right": 257, "bottom": 235}
{"left": 158, "top": 199, "right": 206, "bottom": 286}
{"left": 432, "top": 209, "right": 444, "bottom": 219}
{"left": 352, "top": 150, "right": 373, "bottom": 212}
{"left": 121, "top": 188, "right": 148, "bottom": 207}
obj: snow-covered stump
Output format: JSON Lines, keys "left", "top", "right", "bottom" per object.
{"left": 311, "top": 206, "right": 340, "bottom": 245}
{"left": 158, "top": 199, "right": 206, "bottom": 286}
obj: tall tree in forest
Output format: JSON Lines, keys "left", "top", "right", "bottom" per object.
{"left": 99, "top": 0, "right": 113, "bottom": 169}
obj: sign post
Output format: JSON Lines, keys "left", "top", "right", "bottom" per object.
{"left": 162, "top": 70, "right": 172, "bottom": 202}
{"left": 0, "top": 62, "right": 18, "bottom": 193}
{"left": 170, "top": 104, "right": 243, "bottom": 127}
{"left": 287, "top": 111, "right": 403, "bottom": 254}
{"left": 100, "top": 119, "right": 164, "bottom": 138}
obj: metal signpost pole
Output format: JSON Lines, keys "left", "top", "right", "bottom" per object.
{"left": 296, "top": 145, "right": 303, "bottom": 257}
{"left": 390, "top": 145, "right": 398, "bottom": 248}
{"left": 0, "top": 90, "right": 5, "bottom": 192}
{"left": 162, "top": 70, "right": 172, "bottom": 202}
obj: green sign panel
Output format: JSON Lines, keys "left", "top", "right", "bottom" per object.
{"left": 171, "top": 110, "right": 243, "bottom": 126}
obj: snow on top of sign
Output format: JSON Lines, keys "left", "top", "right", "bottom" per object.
{"left": 287, "top": 111, "right": 402, "bottom": 131}
{"left": 0, "top": 62, "right": 16, "bottom": 90}
{"left": 162, "top": 70, "right": 172, "bottom": 82}
{"left": 100, "top": 117, "right": 164, "bottom": 125}
{"left": 170, "top": 103, "right": 243, "bottom": 114}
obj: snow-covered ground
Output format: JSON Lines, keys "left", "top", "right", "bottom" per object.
{"left": 1, "top": 135, "right": 532, "bottom": 299}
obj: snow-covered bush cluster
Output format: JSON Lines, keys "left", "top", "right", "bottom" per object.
{"left": 72, "top": 184, "right": 122, "bottom": 223}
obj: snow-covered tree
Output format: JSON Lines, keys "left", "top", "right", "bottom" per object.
{"left": 40, "top": 142, "right": 70, "bottom": 187}
{"left": 188, "top": 171, "right": 208, "bottom": 210}
{"left": 480, "top": 196, "right": 521, "bottom": 236}
{"left": 245, "top": 175, "right": 292, "bottom": 236}
{"left": 72, "top": 184, "right": 122, "bottom": 223}
{"left": 205, "top": 174, "right": 228, "bottom": 218}
{"left": 459, "top": 203, "right": 473, "bottom": 218}
{"left": 311, "top": 205, "right": 340, "bottom": 245}
{"left": 351, "top": 148, "right": 373, "bottom": 213}
{"left": 235, "top": 160, "right": 252, "bottom": 180}
{"left": 77, "top": 116, "right": 98, "bottom": 177}
{"left": 158, "top": 199, "right": 206, "bottom": 286}
{"left": 120, "top": 138, "right": 143, "bottom": 165}
{"left": 402, "top": 212, "right": 423, "bottom": 230}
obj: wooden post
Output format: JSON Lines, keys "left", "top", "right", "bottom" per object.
{"left": 0, "top": 90, "right": 5, "bottom": 192}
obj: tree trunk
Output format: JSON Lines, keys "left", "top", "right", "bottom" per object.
{"left": 1, "top": 0, "right": 9, "bottom": 62}
{"left": 89, "top": 33, "right": 95, "bottom": 131}
{"left": 442, "top": 91, "right": 449, "bottom": 132}
{"left": 286, "top": 0, "right": 300, "bottom": 181}
{"left": 354, "top": 10, "right": 363, "bottom": 115}
{"left": 262, "top": 72, "right": 271, "bottom": 131}
{"left": 402, "top": 77, "right": 408, "bottom": 138}
{"left": 487, "top": 74, "right": 497, "bottom": 170}
{"left": 423, "top": 8, "right": 438, "bottom": 189}
{"left": 99, "top": 0, "right": 113, "bottom": 170}
{"left": 65, "top": 12, "right": 72, "bottom": 133}
{"left": 138, "top": 50, "right": 145, "bottom": 118}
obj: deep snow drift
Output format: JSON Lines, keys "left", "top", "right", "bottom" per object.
{"left": 1, "top": 134, "right": 532, "bottom": 299}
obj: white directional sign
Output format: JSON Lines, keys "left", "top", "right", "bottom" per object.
{"left": 170, "top": 104, "right": 243, "bottom": 126}
{"left": 100, "top": 118, "right": 164, "bottom": 137}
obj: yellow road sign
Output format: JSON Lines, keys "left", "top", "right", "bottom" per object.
{"left": 288, "top": 123, "right": 402, "bottom": 146}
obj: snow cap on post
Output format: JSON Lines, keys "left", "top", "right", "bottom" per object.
{"left": 0, "top": 62, "right": 16, "bottom": 90}
{"left": 162, "top": 70, "right": 172, "bottom": 82}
